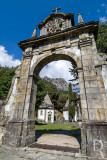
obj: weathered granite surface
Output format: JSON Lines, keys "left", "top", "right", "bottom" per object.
{"left": 0, "top": 145, "right": 107, "bottom": 160}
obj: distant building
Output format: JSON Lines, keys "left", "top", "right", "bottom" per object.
{"left": 38, "top": 93, "right": 54, "bottom": 123}
{"left": 63, "top": 99, "right": 69, "bottom": 121}
{"left": 63, "top": 98, "right": 82, "bottom": 122}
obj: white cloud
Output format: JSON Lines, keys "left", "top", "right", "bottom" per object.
{"left": 99, "top": 16, "right": 107, "bottom": 23}
{"left": 0, "top": 45, "right": 21, "bottom": 67}
{"left": 97, "top": 9, "right": 100, "bottom": 13}
{"left": 101, "top": 3, "right": 106, "bottom": 7}
{"left": 39, "top": 60, "right": 74, "bottom": 83}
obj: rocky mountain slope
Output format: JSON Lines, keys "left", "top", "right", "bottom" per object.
{"left": 43, "top": 76, "right": 68, "bottom": 92}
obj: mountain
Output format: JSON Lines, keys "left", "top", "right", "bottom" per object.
{"left": 43, "top": 76, "right": 68, "bottom": 92}
{"left": 36, "top": 77, "right": 68, "bottom": 114}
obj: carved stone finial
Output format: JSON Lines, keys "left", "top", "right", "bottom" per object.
{"left": 31, "top": 27, "right": 37, "bottom": 38}
{"left": 78, "top": 13, "right": 84, "bottom": 25}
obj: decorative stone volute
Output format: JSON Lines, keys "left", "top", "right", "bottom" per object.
{"left": 23, "top": 47, "right": 33, "bottom": 58}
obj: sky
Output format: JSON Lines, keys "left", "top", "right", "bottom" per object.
{"left": 0, "top": 0, "right": 107, "bottom": 83}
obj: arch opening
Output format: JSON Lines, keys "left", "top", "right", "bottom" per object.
{"left": 32, "top": 52, "right": 79, "bottom": 77}
{"left": 31, "top": 53, "right": 82, "bottom": 150}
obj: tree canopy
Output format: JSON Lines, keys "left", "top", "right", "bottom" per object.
{"left": 0, "top": 66, "right": 16, "bottom": 100}
{"left": 69, "top": 83, "right": 77, "bottom": 118}
{"left": 0, "top": 66, "right": 68, "bottom": 114}
{"left": 97, "top": 22, "right": 107, "bottom": 53}
{"left": 36, "top": 77, "right": 68, "bottom": 115}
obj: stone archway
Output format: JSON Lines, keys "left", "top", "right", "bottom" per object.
{"left": 0, "top": 12, "right": 107, "bottom": 158}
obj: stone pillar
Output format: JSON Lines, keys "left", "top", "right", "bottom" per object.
{"left": 20, "top": 75, "right": 37, "bottom": 146}
{"left": 2, "top": 47, "right": 37, "bottom": 146}
{"left": 79, "top": 33, "right": 107, "bottom": 158}
{"left": 78, "top": 67, "right": 89, "bottom": 154}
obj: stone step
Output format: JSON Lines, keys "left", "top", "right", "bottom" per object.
{"left": 29, "top": 142, "right": 79, "bottom": 153}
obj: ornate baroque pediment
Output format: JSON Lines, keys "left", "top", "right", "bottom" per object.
{"left": 38, "top": 13, "right": 75, "bottom": 36}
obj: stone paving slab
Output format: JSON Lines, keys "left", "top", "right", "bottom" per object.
{"left": 0, "top": 145, "right": 107, "bottom": 160}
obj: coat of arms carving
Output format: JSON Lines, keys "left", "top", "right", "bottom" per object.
{"left": 46, "top": 18, "right": 63, "bottom": 34}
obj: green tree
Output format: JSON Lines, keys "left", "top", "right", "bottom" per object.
{"left": 69, "top": 83, "right": 73, "bottom": 105}
{"left": 36, "top": 78, "right": 46, "bottom": 107}
{"left": 35, "top": 77, "right": 60, "bottom": 115}
{"left": 69, "top": 103, "right": 75, "bottom": 119}
{"left": 97, "top": 22, "right": 107, "bottom": 53}
{"left": 57, "top": 92, "right": 68, "bottom": 112}
{"left": 49, "top": 84, "right": 59, "bottom": 109}
{"left": 69, "top": 83, "right": 76, "bottom": 119}
{"left": 35, "top": 77, "right": 68, "bottom": 115}
{"left": 69, "top": 63, "right": 80, "bottom": 93}
{"left": 0, "top": 66, "right": 16, "bottom": 100}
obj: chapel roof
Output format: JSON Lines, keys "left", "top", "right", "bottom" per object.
{"left": 43, "top": 94, "right": 53, "bottom": 105}
{"left": 63, "top": 99, "right": 69, "bottom": 111}
{"left": 39, "top": 93, "right": 54, "bottom": 109}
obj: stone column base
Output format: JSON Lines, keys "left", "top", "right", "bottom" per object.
{"left": 0, "top": 125, "right": 6, "bottom": 144}
{"left": 82, "top": 121, "right": 107, "bottom": 159}
{"left": 2, "top": 119, "right": 35, "bottom": 147}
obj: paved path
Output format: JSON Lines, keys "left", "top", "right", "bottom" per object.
{"left": 0, "top": 131, "right": 105, "bottom": 160}
{"left": 0, "top": 145, "right": 87, "bottom": 160}
{"left": 0, "top": 145, "right": 105, "bottom": 160}
{"left": 36, "top": 133, "right": 80, "bottom": 148}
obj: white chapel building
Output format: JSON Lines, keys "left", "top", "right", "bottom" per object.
{"left": 63, "top": 98, "right": 81, "bottom": 122}
{"left": 63, "top": 99, "right": 69, "bottom": 121}
{"left": 38, "top": 93, "right": 54, "bottom": 123}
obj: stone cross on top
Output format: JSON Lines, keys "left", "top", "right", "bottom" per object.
{"left": 52, "top": 7, "right": 61, "bottom": 13}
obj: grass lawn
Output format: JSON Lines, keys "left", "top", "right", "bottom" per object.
{"left": 35, "top": 120, "right": 81, "bottom": 143}
{"left": 36, "top": 122, "right": 80, "bottom": 132}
